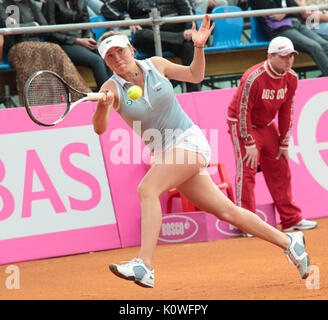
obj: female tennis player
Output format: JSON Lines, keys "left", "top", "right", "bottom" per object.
{"left": 93, "top": 15, "right": 310, "bottom": 288}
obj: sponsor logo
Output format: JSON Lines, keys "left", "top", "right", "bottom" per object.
{"left": 255, "top": 209, "right": 268, "bottom": 223}
{"left": 158, "top": 215, "right": 198, "bottom": 243}
{"left": 215, "top": 209, "right": 268, "bottom": 236}
{"left": 215, "top": 219, "right": 243, "bottom": 237}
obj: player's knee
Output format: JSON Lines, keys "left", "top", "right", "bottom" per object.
{"left": 137, "top": 182, "right": 158, "bottom": 200}
{"left": 216, "top": 204, "right": 240, "bottom": 223}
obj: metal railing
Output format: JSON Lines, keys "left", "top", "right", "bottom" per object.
{"left": 1, "top": 5, "right": 328, "bottom": 56}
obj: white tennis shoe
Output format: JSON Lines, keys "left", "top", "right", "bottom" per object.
{"left": 109, "top": 258, "right": 154, "bottom": 288}
{"left": 282, "top": 219, "right": 318, "bottom": 232}
{"left": 284, "top": 231, "right": 310, "bottom": 279}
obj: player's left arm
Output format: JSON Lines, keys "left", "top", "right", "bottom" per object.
{"left": 150, "top": 15, "right": 214, "bottom": 84}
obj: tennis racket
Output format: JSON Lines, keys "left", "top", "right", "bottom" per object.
{"left": 23, "top": 70, "right": 104, "bottom": 126}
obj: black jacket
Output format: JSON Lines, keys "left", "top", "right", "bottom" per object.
{"left": 43, "top": 0, "right": 93, "bottom": 45}
{"left": 101, "top": 0, "right": 194, "bottom": 32}
{"left": 1, "top": 0, "right": 48, "bottom": 52}
{"left": 251, "top": 0, "right": 298, "bottom": 11}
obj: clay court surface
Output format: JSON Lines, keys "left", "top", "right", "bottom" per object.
{"left": 1, "top": 218, "right": 327, "bottom": 300}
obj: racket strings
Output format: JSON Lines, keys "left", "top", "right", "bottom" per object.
{"left": 26, "top": 73, "right": 71, "bottom": 125}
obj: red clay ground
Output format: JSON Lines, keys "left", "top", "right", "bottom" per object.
{"left": 0, "top": 217, "right": 327, "bottom": 300}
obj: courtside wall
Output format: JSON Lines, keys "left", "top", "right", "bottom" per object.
{"left": 0, "top": 77, "right": 327, "bottom": 264}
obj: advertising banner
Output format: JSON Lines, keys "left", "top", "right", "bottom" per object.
{"left": 0, "top": 105, "right": 121, "bottom": 265}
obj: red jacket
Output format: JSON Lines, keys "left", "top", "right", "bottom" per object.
{"left": 227, "top": 60, "right": 298, "bottom": 148}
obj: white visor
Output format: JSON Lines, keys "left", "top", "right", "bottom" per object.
{"left": 98, "top": 35, "right": 131, "bottom": 59}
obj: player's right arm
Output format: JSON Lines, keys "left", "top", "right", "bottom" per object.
{"left": 92, "top": 80, "right": 118, "bottom": 135}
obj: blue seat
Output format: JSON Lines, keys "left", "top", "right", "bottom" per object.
{"left": 207, "top": 6, "right": 245, "bottom": 51}
{"left": 89, "top": 15, "right": 107, "bottom": 42}
{"left": 195, "top": 9, "right": 204, "bottom": 30}
{"left": 0, "top": 42, "right": 12, "bottom": 70}
{"left": 249, "top": 8, "right": 270, "bottom": 47}
{"left": 0, "top": 62, "right": 11, "bottom": 70}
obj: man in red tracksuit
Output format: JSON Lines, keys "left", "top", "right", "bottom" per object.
{"left": 227, "top": 36, "right": 317, "bottom": 232}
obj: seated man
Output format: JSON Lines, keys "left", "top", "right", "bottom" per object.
{"left": 252, "top": 0, "right": 328, "bottom": 76}
{"left": 101, "top": 0, "right": 202, "bottom": 92}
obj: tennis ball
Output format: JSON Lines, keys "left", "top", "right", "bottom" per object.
{"left": 127, "top": 85, "right": 142, "bottom": 100}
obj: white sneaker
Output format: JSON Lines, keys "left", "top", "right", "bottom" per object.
{"left": 242, "top": 232, "right": 254, "bottom": 238}
{"left": 282, "top": 219, "right": 318, "bottom": 232}
{"left": 284, "top": 232, "right": 310, "bottom": 279}
{"left": 109, "top": 258, "right": 154, "bottom": 288}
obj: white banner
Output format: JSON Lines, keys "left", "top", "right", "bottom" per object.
{"left": 0, "top": 125, "right": 116, "bottom": 240}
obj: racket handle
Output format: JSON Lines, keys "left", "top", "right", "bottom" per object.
{"left": 86, "top": 92, "right": 105, "bottom": 101}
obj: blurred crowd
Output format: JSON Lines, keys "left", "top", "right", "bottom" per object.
{"left": 1, "top": 0, "right": 328, "bottom": 105}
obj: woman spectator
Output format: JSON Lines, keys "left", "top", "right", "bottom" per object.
{"left": 0, "top": 0, "right": 91, "bottom": 105}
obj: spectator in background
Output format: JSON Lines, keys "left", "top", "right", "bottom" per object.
{"left": 193, "top": 0, "right": 248, "bottom": 13}
{"left": 0, "top": 0, "right": 90, "bottom": 105}
{"left": 33, "top": 0, "right": 104, "bottom": 17}
{"left": 43, "top": 0, "right": 112, "bottom": 90}
{"left": 297, "top": 0, "right": 328, "bottom": 41}
{"left": 101, "top": 0, "right": 202, "bottom": 92}
{"left": 86, "top": 0, "right": 104, "bottom": 16}
{"left": 32, "top": 0, "right": 45, "bottom": 10}
{"left": 252, "top": 0, "right": 328, "bottom": 77}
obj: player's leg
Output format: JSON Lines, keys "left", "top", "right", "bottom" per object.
{"left": 109, "top": 148, "right": 206, "bottom": 287}
{"left": 176, "top": 172, "right": 311, "bottom": 279}
{"left": 137, "top": 148, "right": 207, "bottom": 267}
{"left": 176, "top": 170, "right": 290, "bottom": 249}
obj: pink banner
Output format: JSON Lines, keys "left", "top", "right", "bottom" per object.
{"left": 0, "top": 104, "right": 121, "bottom": 265}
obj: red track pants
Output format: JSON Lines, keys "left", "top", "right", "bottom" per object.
{"left": 228, "top": 120, "right": 302, "bottom": 229}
